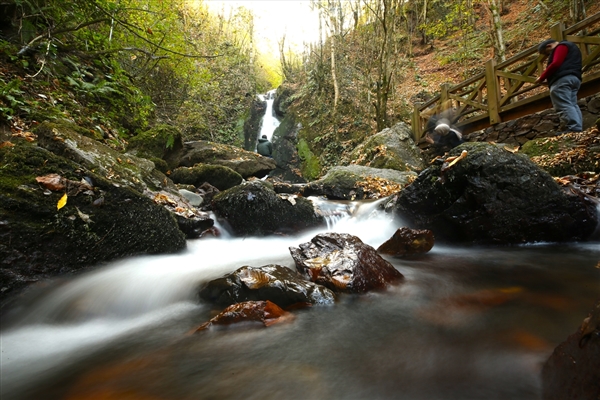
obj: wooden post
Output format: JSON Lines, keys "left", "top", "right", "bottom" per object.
{"left": 550, "top": 22, "right": 565, "bottom": 42}
{"left": 412, "top": 104, "right": 423, "bottom": 142}
{"left": 440, "top": 83, "right": 450, "bottom": 109}
{"left": 485, "top": 59, "right": 501, "bottom": 125}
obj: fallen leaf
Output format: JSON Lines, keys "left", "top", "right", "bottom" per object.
{"left": 57, "top": 193, "right": 68, "bottom": 210}
{"left": 75, "top": 207, "right": 93, "bottom": 223}
{"left": 36, "top": 173, "right": 66, "bottom": 191}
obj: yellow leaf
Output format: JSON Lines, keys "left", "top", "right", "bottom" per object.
{"left": 57, "top": 193, "right": 68, "bottom": 210}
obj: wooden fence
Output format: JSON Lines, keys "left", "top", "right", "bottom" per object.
{"left": 411, "top": 11, "right": 600, "bottom": 141}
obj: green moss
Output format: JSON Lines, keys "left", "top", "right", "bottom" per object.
{"left": 297, "top": 139, "right": 321, "bottom": 181}
{"left": 127, "top": 124, "right": 183, "bottom": 160}
{"left": 520, "top": 139, "right": 561, "bottom": 158}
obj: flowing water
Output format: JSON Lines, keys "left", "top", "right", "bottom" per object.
{"left": 258, "top": 89, "right": 280, "bottom": 142}
{"left": 1, "top": 200, "right": 600, "bottom": 400}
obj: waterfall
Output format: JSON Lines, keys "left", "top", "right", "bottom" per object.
{"left": 257, "top": 89, "right": 280, "bottom": 142}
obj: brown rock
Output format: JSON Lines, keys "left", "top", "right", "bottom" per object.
{"left": 377, "top": 227, "right": 434, "bottom": 256}
{"left": 195, "top": 300, "right": 293, "bottom": 332}
{"left": 541, "top": 299, "right": 600, "bottom": 400}
{"left": 289, "top": 232, "right": 404, "bottom": 293}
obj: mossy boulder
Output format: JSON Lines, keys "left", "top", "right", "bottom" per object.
{"left": 385, "top": 142, "right": 598, "bottom": 244}
{"left": 270, "top": 114, "right": 306, "bottom": 183}
{"left": 35, "top": 121, "right": 172, "bottom": 194}
{"left": 212, "top": 181, "right": 324, "bottom": 236}
{"left": 347, "top": 122, "right": 426, "bottom": 172}
{"left": 0, "top": 140, "right": 186, "bottom": 308}
{"left": 174, "top": 140, "right": 276, "bottom": 179}
{"left": 126, "top": 124, "right": 184, "bottom": 169}
{"left": 520, "top": 131, "right": 600, "bottom": 176}
{"left": 169, "top": 164, "right": 243, "bottom": 191}
{"left": 303, "top": 165, "right": 417, "bottom": 200}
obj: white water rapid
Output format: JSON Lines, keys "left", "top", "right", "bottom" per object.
{"left": 257, "top": 89, "right": 280, "bottom": 142}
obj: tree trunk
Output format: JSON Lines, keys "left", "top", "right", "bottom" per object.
{"left": 485, "top": 0, "right": 506, "bottom": 62}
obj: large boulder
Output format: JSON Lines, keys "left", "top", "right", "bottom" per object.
{"left": 174, "top": 140, "right": 276, "bottom": 179}
{"left": 199, "top": 265, "right": 336, "bottom": 309}
{"left": 36, "top": 121, "right": 169, "bottom": 194}
{"left": 385, "top": 142, "right": 598, "bottom": 244}
{"left": 541, "top": 299, "right": 600, "bottom": 400}
{"left": 347, "top": 122, "right": 427, "bottom": 173}
{"left": 520, "top": 129, "right": 600, "bottom": 177}
{"left": 0, "top": 141, "right": 186, "bottom": 308}
{"left": 170, "top": 164, "right": 242, "bottom": 191}
{"left": 212, "top": 181, "right": 324, "bottom": 236}
{"left": 289, "top": 232, "right": 404, "bottom": 293}
{"left": 243, "top": 97, "right": 267, "bottom": 151}
{"left": 303, "top": 165, "right": 417, "bottom": 200}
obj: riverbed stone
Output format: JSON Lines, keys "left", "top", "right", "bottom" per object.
{"left": 385, "top": 142, "right": 598, "bottom": 244}
{"left": 541, "top": 299, "right": 600, "bottom": 400}
{"left": 212, "top": 180, "right": 323, "bottom": 236}
{"left": 195, "top": 300, "right": 293, "bottom": 331}
{"left": 199, "top": 264, "right": 336, "bottom": 308}
{"left": 377, "top": 227, "right": 434, "bottom": 256}
{"left": 170, "top": 164, "right": 242, "bottom": 191}
{"left": 289, "top": 232, "right": 404, "bottom": 293}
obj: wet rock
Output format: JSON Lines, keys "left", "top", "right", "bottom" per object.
{"left": 385, "top": 142, "right": 598, "bottom": 244}
{"left": 212, "top": 181, "right": 323, "bottom": 236}
{"left": 178, "top": 189, "right": 203, "bottom": 207}
{"left": 0, "top": 141, "right": 186, "bottom": 308}
{"left": 174, "top": 214, "right": 214, "bottom": 239}
{"left": 195, "top": 300, "right": 293, "bottom": 331}
{"left": 243, "top": 97, "right": 266, "bottom": 151}
{"left": 269, "top": 114, "right": 306, "bottom": 183}
{"left": 170, "top": 164, "right": 242, "bottom": 191}
{"left": 174, "top": 140, "right": 276, "bottom": 179}
{"left": 541, "top": 299, "right": 600, "bottom": 400}
{"left": 199, "top": 264, "right": 336, "bottom": 308}
{"left": 289, "top": 232, "right": 404, "bottom": 293}
{"left": 377, "top": 227, "right": 434, "bottom": 256}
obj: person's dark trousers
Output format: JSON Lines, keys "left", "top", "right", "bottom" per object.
{"left": 549, "top": 74, "right": 583, "bottom": 132}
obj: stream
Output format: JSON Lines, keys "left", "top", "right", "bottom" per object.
{"left": 1, "top": 199, "right": 600, "bottom": 400}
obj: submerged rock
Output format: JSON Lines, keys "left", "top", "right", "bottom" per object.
{"left": 195, "top": 300, "right": 293, "bottom": 331}
{"left": 385, "top": 142, "right": 598, "bottom": 244}
{"left": 212, "top": 181, "right": 323, "bottom": 236}
{"left": 199, "top": 264, "right": 336, "bottom": 308}
{"left": 289, "top": 232, "right": 404, "bottom": 293}
{"left": 377, "top": 227, "right": 434, "bottom": 256}
{"left": 541, "top": 299, "right": 600, "bottom": 400}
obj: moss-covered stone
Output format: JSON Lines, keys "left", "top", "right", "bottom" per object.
{"left": 0, "top": 140, "right": 186, "bottom": 308}
{"left": 170, "top": 164, "right": 243, "bottom": 191}
{"left": 127, "top": 124, "right": 183, "bottom": 168}
{"left": 520, "top": 134, "right": 600, "bottom": 176}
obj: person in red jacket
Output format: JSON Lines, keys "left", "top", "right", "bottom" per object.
{"left": 535, "top": 38, "right": 583, "bottom": 133}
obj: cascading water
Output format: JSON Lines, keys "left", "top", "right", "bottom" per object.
{"left": 1, "top": 198, "right": 600, "bottom": 400}
{"left": 257, "top": 89, "right": 280, "bottom": 143}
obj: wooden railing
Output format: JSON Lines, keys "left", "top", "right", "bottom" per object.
{"left": 412, "top": 11, "right": 600, "bottom": 141}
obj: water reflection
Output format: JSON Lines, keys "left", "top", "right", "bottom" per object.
{"left": 1, "top": 201, "right": 599, "bottom": 400}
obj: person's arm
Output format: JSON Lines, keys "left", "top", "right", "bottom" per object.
{"left": 536, "top": 44, "right": 568, "bottom": 83}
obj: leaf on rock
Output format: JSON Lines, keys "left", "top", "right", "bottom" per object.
{"left": 57, "top": 193, "right": 68, "bottom": 210}
{"left": 36, "top": 173, "right": 66, "bottom": 191}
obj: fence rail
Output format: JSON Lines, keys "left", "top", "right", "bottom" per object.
{"left": 412, "top": 12, "right": 600, "bottom": 141}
